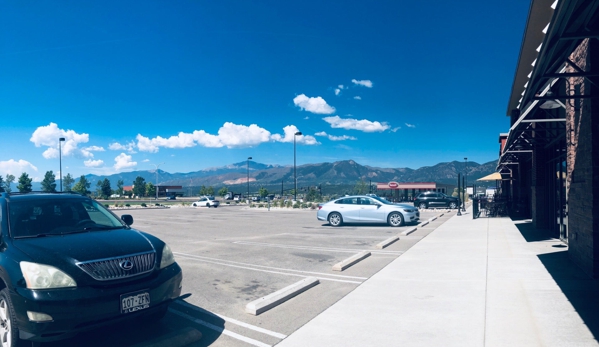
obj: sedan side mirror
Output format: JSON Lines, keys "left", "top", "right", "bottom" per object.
{"left": 121, "top": 214, "right": 134, "bottom": 226}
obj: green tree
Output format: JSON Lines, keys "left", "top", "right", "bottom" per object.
{"left": 0, "top": 175, "right": 4, "bottom": 192}
{"left": 17, "top": 173, "right": 33, "bottom": 193}
{"left": 116, "top": 179, "right": 124, "bottom": 196}
{"left": 95, "top": 180, "right": 103, "bottom": 197}
{"left": 259, "top": 187, "right": 268, "bottom": 198}
{"left": 100, "top": 178, "right": 112, "bottom": 199}
{"left": 206, "top": 186, "right": 215, "bottom": 196}
{"left": 41, "top": 170, "right": 57, "bottom": 192}
{"left": 72, "top": 175, "right": 91, "bottom": 195}
{"left": 218, "top": 186, "right": 228, "bottom": 198}
{"left": 5, "top": 174, "right": 15, "bottom": 193}
{"left": 199, "top": 185, "right": 207, "bottom": 196}
{"left": 63, "top": 173, "right": 75, "bottom": 191}
{"left": 353, "top": 179, "right": 368, "bottom": 195}
{"left": 132, "top": 176, "right": 146, "bottom": 197}
{"left": 146, "top": 182, "right": 156, "bottom": 198}
{"left": 306, "top": 187, "right": 320, "bottom": 202}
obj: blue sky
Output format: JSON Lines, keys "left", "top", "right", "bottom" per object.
{"left": 1, "top": 1, "right": 529, "bottom": 182}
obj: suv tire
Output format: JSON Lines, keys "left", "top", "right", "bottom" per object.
{"left": 449, "top": 202, "right": 457, "bottom": 209}
{"left": 0, "top": 288, "right": 19, "bottom": 347}
{"left": 418, "top": 202, "right": 427, "bottom": 209}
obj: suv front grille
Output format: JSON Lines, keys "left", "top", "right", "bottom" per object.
{"left": 77, "top": 251, "right": 156, "bottom": 281}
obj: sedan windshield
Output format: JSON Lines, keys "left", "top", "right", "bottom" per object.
{"left": 8, "top": 198, "right": 125, "bottom": 238}
{"left": 371, "top": 196, "right": 394, "bottom": 205}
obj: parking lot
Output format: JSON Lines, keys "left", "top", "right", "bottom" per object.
{"left": 45, "top": 205, "right": 454, "bottom": 347}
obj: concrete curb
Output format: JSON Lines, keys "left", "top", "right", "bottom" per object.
{"left": 130, "top": 327, "right": 202, "bottom": 347}
{"left": 376, "top": 236, "right": 399, "bottom": 249}
{"left": 400, "top": 227, "right": 417, "bottom": 236}
{"left": 332, "top": 251, "right": 371, "bottom": 271}
{"left": 245, "top": 277, "right": 319, "bottom": 315}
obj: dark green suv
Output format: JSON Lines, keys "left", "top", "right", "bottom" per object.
{"left": 413, "top": 192, "right": 460, "bottom": 209}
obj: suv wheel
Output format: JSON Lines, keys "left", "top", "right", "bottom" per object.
{"left": 418, "top": 202, "right": 427, "bottom": 209}
{"left": 449, "top": 202, "right": 457, "bottom": 209}
{"left": 0, "top": 288, "right": 19, "bottom": 347}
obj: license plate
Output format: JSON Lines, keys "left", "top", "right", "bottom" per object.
{"left": 120, "top": 290, "right": 150, "bottom": 314}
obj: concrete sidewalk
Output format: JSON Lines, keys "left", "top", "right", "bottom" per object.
{"left": 277, "top": 208, "right": 599, "bottom": 347}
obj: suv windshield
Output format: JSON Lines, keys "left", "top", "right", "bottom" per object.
{"left": 8, "top": 197, "right": 125, "bottom": 238}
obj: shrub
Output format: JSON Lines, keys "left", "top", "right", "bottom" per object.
{"left": 125, "top": 203, "right": 130, "bottom": 207}
{"left": 155, "top": 203, "right": 160, "bottom": 206}
{"left": 141, "top": 203, "right": 147, "bottom": 207}
{"left": 258, "top": 203, "right": 264, "bottom": 208}
{"left": 292, "top": 203, "right": 299, "bottom": 209}
{"left": 301, "top": 203, "right": 308, "bottom": 209}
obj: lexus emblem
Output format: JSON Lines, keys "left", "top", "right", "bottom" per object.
{"left": 120, "top": 260, "right": 134, "bottom": 271}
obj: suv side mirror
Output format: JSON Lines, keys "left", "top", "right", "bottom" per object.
{"left": 121, "top": 214, "right": 134, "bottom": 226}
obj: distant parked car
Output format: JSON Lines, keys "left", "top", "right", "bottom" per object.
{"left": 413, "top": 192, "right": 460, "bottom": 209}
{"left": 192, "top": 196, "right": 219, "bottom": 208}
{"left": 317, "top": 195, "right": 419, "bottom": 227}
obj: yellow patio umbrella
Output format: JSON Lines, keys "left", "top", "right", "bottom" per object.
{"left": 477, "top": 172, "right": 503, "bottom": 181}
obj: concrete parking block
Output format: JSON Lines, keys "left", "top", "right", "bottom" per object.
{"left": 429, "top": 216, "right": 437, "bottom": 222}
{"left": 245, "top": 277, "right": 320, "bottom": 315}
{"left": 400, "top": 227, "right": 417, "bottom": 236}
{"left": 332, "top": 251, "right": 371, "bottom": 271}
{"left": 376, "top": 236, "right": 399, "bottom": 249}
{"left": 420, "top": 220, "right": 429, "bottom": 227}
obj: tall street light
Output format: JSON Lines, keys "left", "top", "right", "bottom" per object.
{"left": 59, "top": 137, "right": 65, "bottom": 191}
{"left": 464, "top": 157, "right": 468, "bottom": 211}
{"left": 151, "top": 162, "right": 164, "bottom": 200}
{"left": 294, "top": 131, "right": 302, "bottom": 202}
{"left": 247, "top": 157, "right": 252, "bottom": 201}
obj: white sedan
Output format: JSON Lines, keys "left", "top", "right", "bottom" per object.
{"left": 192, "top": 196, "right": 220, "bottom": 208}
{"left": 317, "top": 195, "right": 419, "bottom": 227}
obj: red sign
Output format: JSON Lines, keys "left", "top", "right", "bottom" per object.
{"left": 388, "top": 182, "right": 399, "bottom": 189}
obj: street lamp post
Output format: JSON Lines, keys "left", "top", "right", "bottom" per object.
{"left": 294, "top": 131, "right": 302, "bottom": 202}
{"left": 247, "top": 157, "right": 252, "bottom": 201}
{"left": 59, "top": 137, "right": 65, "bottom": 191}
{"left": 151, "top": 162, "right": 164, "bottom": 200}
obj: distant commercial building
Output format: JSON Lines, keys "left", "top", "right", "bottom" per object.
{"left": 375, "top": 182, "right": 456, "bottom": 201}
{"left": 499, "top": 0, "right": 599, "bottom": 277}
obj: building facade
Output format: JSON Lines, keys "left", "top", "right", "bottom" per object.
{"left": 500, "top": 0, "right": 599, "bottom": 277}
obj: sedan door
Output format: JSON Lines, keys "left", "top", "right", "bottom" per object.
{"left": 334, "top": 198, "right": 360, "bottom": 223}
{"left": 358, "top": 197, "right": 386, "bottom": 223}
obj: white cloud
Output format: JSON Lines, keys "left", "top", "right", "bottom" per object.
{"left": 114, "top": 153, "right": 137, "bottom": 171}
{"left": 304, "top": 116, "right": 310, "bottom": 120}
{"left": 293, "top": 94, "right": 336, "bottom": 114}
{"left": 323, "top": 115, "right": 390, "bottom": 132}
{"left": 313, "top": 131, "right": 356, "bottom": 141}
{"left": 142, "top": 159, "right": 150, "bottom": 162}
{"left": 30, "top": 123, "right": 91, "bottom": 159}
{"left": 351, "top": 79, "right": 373, "bottom": 88}
{"left": 390, "top": 127, "right": 401, "bottom": 132}
{"left": 271, "top": 125, "right": 320, "bottom": 145}
{"left": 136, "top": 122, "right": 272, "bottom": 152}
{"left": 334, "top": 89, "right": 341, "bottom": 96}
{"left": 109, "top": 141, "right": 137, "bottom": 153}
{"left": 405, "top": 123, "right": 416, "bottom": 128}
{"left": 84, "top": 159, "right": 104, "bottom": 168}
{"left": 353, "top": 96, "right": 362, "bottom": 100}
{"left": 0, "top": 159, "right": 38, "bottom": 176}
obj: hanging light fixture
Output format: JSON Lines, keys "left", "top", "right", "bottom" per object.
{"left": 539, "top": 91, "right": 562, "bottom": 109}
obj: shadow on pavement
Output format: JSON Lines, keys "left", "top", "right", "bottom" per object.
{"left": 513, "top": 219, "right": 555, "bottom": 242}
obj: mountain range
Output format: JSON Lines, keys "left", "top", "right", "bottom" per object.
{"left": 69, "top": 159, "right": 497, "bottom": 190}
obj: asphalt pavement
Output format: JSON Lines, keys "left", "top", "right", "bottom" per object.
{"left": 276, "top": 207, "right": 599, "bottom": 347}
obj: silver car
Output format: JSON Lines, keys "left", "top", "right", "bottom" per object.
{"left": 317, "top": 195, "right": 419, "bottom": 227}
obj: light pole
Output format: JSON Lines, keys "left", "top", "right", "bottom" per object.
{"left": 294, "top": 131, "right": 302, "bottom": 202}
{"left": 150, "top": 162, "right": 164, "bottom": 199}
{"left": 463, "top": 157, "right": 468, "bottom": 211}
{"left": 59, "top": 137, "right": 65, "bottom": 191}
{"left": 247, "top": 157, "right": 252, "bottom": 201}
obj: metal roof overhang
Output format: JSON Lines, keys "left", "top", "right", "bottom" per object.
{"left": 500, "top": 0, "right": 599, "bottom": 169}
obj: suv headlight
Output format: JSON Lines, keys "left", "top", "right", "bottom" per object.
{"left": 20, "top": 262, "right": 77, "bottom": 289}
{"left": 159, "top": 244, "right": 175, "bottom": 269}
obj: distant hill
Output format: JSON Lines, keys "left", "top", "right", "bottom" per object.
{"left": 70, "top": 159, "right": 496, "bottom": 191}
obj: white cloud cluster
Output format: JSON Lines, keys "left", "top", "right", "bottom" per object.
{"left": 109, "top": 141, "right": 137, "bottom": 153}
{"left": 293, "top": 94, "right": 336, "bottom": 114}
{"left": 353, "top": 96, "right": 362, "bottom": 100}
{"left": 334, "top": 84, "right": 347, "bottom": 96}
{"left": 405, "top": 123, "right": 416, "bottom": 128}
{"left": 0, "top": 159, "right": 38, "bottom": 176}
{"left": 114, "top": 153, "right": 137, "bottom": 171}
{"left": 30, "top": 123, "right": 92, "bottom": 159}
{"left": 314, "top": 131, "right": 356, "bottom": 141}
{"left": 323, "top": 116, "right": 390, "bottom": 132}
{"left": 271, "top": 125, "right": 319, "bottom": 145}
{"left": 352, "top": 79, "right": 373, "bottom": 88}
{"left": 84, "top": 159, "right": 104, "bottom": 168}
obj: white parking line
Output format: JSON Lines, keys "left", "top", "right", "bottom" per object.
{"left": 169, "top": 308, "right": 272, "bottom": 347}
{"left": 280, "top": 232, "right": 397, "bottom": 239}
{"left": 172, "top": 300, "right": 287, "bottom": 339}
{"left": 232, "top": 241, "right": 403, "bottom": 255}
{"left": 174, "top": 253, "right": 364, "bottom": 284}
{"left": 174, "top": 252, "right": 367, "bottom": 280}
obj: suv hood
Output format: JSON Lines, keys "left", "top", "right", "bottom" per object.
{"left": 12, "top": 228, "right": 155, "bottom": 265}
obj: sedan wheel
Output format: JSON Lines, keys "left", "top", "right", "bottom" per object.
{"left": 388, "top": 212, "right": 404, "bottom": 227}
{"left": 449, "top": 202, "right": 457, "bottom": 209}
{"left": 328, "top": 212, "right": 343, "bottom": 227}
{"left": 418, "top": 202, "right": 427, "bottom": 209}
{"left": 0, "top": 289, "right": 18, "bottom": 347}
{"left": 206, "top": 203, "right": 210, "bottom": 208}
